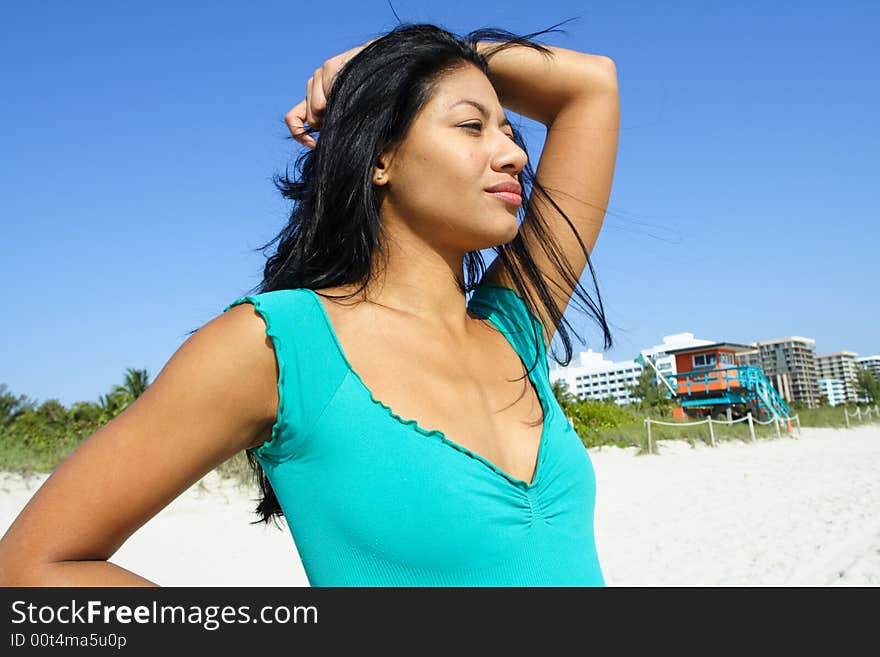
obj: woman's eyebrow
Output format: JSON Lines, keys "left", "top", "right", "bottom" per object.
{"left": 449, "top": 98, "right": 511, "bottom": 127}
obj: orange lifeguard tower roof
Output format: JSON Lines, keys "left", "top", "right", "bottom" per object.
{"left": 662, "top": 342, "right": 757, "bottom": 355}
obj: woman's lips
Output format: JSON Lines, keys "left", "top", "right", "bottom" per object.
{"left": 486, "top": 191, "right": 522, "bottom": 206}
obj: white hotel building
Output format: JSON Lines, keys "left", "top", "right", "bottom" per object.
{"left": 816, "top": 378, "right": 848, "bottom": 406}
{"left": 549, "top": 332, "right": 715, "bottom": 405}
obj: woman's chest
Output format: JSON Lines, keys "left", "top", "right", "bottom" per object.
{"left": 322, "top": 299, "right": 548, "bottom": 485}
{"left": 268, "top": 388, "right": 598, "bottom": 572}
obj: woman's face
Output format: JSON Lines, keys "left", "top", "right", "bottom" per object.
{"left": 375, "top": 64, "right": 529, "bottom": 254}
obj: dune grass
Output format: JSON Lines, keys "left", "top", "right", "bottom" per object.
{"left": 586, "top": 404, "right": 878, "bottom": 455}
{"left": 1, "top": 404, "right": 877, "bottom": 490}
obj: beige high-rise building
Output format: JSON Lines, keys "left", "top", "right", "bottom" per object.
{"left": 816, "top": 351, "right": 860, "bottom": 404}
{"left": 739, "top": 336, "right": 819, "bottom": 408}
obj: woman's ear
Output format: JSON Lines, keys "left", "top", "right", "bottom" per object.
{"left": 373, "top": 145, "right": 395, "bottom": 186}
{"left": 373, "top": 159, "right": 388, "bottom": 185}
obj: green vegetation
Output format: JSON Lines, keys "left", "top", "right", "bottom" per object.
{"left": 855, "top": 369, "right": 879, "bottom": 404}
{"left": 794, "top": 401, "right": 877, "bottom": 429}
{"left": 0, "top": 370, "right": 150, "bottom": 475}
{"left": 2, "top": 370, "right": 879, "bottom": 483}
{"left": 0, "top": 372, "right": 257, "bottom": 486}
{"left": 624, "top": 366, "right": 673, "bottom": 416}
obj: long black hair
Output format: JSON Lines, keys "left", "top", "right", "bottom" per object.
{"left": 236, "top": 22, "right": 613, "bottom": 526}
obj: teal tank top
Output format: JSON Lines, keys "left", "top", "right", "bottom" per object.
{"left": 223, "top": 282, "right": 604, "bottom": 586}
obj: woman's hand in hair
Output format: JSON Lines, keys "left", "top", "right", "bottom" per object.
{"left": 285, "top": 38, "right": 378, "bottom": 149}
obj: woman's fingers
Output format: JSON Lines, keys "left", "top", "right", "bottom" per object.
{"left": 285, "top": 99, "right": 316, "bottom": 149}
{"left": 310, "top": 67, "right": 327, "bottom": 123}
{"left": 284, "top": 69, "right": 325, "bottom": 151}
{"left": 305, "top": 76, "right": 315, "bottom": 127}
{"left": 284, "top": 39, "right": 378, "bottom": 150}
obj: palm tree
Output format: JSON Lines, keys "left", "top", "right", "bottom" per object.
{"left": 97, "top": 390, "right": 130, "bottom": 423}
{"left": 110, "top": 367, "right": 151, "bottom": 407}
{"left": 119, "top": 367, "right": 151, "bottom": 400}
{"left": 97, "top": 368, "right": 151, "bottom": 423}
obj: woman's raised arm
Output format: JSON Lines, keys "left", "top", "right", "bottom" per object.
{"left": 0, "top": 302, "right": 280, "bottom": 586}
{"left": 478, "top": 41, "right": 620, "bottom": 348}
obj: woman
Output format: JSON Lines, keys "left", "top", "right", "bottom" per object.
{"left": 0, "top": 22, "right": 619, "bottom": 586}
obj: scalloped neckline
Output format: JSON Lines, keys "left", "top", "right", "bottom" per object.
{"left": 303, "top": 288, "right": 550, "bottom": 490}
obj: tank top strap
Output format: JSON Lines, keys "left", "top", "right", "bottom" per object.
{"left": 468, "top": 282, "right": 551, "bottom": 395}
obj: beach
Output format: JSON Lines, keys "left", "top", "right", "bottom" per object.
{"left": 591, "top": 423, "right": 880, "bottom": 586}
{"left": 1, "top": 423, "right": 877, "bottom": 587}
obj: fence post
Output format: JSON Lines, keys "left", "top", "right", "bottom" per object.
{"left": 708, "top": 416, "right": 715, "bottom": 447}
{"left": 845, "top": 407, "right": 850, "bottom": 428}
{"left": 645, "top": 417, "right": 653, "bottom": 455}
{"left": 775, "top": 417, "right": 781, "bottom": 440}
{"left": 747, "top": 412, "right": 756, "bottom": 443}
{"left": 795, "top": 414, "right": 802, "bottom": 437}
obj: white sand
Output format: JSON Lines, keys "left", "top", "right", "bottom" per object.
{"left": 0, "top": 471, "right": 307, "bottom": 587}
{"left": 2, "top": 423, "right": 878, "bottom": 587}
{"left": 592, "top": 423, "right": 880, "bottom": 586}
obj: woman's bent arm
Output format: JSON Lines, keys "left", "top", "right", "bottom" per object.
{"left": 0, "top": 302, "right": 280, "bottom": 586}
{"left": 477, "top": 41, "right": 620, "bottom": 347}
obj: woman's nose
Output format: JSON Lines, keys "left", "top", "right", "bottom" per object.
{"left": 494, "top": 139, "right": 527, "bottom": 174}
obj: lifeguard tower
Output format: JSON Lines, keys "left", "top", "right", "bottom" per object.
{"left": 638, "top": 343, "right": 791, "bottom": 422}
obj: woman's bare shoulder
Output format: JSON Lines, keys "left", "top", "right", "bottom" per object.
{"left": 207, "top": 302, "right": 282, "bottom": 448}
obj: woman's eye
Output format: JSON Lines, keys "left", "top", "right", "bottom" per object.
{"left": 460, "top": 123, "right": 516, "bottom": 141}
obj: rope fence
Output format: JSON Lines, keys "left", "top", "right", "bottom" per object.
{"left": 644, "top": 412, "right": 800, "bottom": 453}
{"left": 644, "top": 402, "right": 880, "bottom": 454}
{"left": 844, "top": 404, "right": 879, "bottom": 428}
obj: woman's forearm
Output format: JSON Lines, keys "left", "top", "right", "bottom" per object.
{"left": 476, "top": 40, "right": 618, "bottom": 126}
{"left": 4, "top": 560, "right": 159, "bottom": 587}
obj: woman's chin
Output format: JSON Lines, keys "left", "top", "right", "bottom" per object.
{"left": 482, "top": 223, "right": 520, "bottom": 249}
{"left": 452, "top": 211, "right": 519, "bottom": 250}
{"left": 499, "top": 213, "right": 521, "bottom": 241}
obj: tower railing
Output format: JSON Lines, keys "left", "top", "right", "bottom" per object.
{"left": 665, "top": 365, "right": 790, "bottom": 421}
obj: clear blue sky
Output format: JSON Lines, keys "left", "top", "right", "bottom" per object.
{"left": 2, "top": 1, "right": 877, "bottom": 407}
